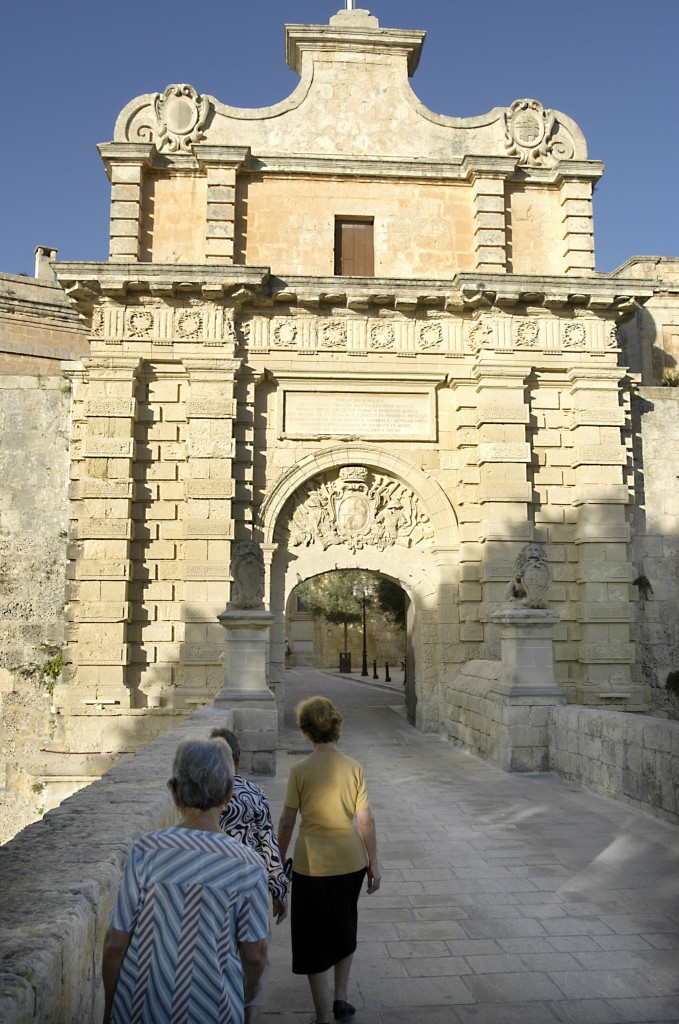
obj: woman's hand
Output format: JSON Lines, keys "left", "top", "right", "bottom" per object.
{"left": 367, "top": 866, "right": 381, "bottom": 894}
{"left": 272, "top": 897, "right": 288, "bottom": 924}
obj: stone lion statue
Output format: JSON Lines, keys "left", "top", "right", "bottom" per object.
{"left": 229, "top": 541, "right": 265, "bottom": 609}
{"left": 507, "top": 542, "right": 550, "bottom": 609}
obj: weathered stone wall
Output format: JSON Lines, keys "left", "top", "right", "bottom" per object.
{"left": 443, "top": 663, "right": 679, "bottom": 825}
{"left": 0, "top": 701, "right": 232, "bottom": 1024}
{"left": 0, "top": 272, "right": 88, "bottom": 374}
{"left": 441, "top": 660, "right": 558, "bottom": 772}
{"left": 631, "top": 388, "right": 679, "bottom": 718}
{"left": 0, "top": 375, "right": 71, "bottom": 843}
{"left": 549, "top": 706, "right": 679, "bottom": 826}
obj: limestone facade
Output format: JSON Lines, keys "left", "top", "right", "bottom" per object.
{"left": 3, "top": 7, "right": 679, "bottom": 840}
{"left": 53, "top": 9, "right": 656, "bottom": 734}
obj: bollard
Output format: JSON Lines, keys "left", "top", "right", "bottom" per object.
{"left": 385, "top": 661, "right": 391, "bottom": 682}
{"left": 372, "top": 659, "right": 378, "bottom": 679}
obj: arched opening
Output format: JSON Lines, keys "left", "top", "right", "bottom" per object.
{"left": 259, "top": 447, "right": 460, "bottom": 732}
{"left": 285, "top": 568, "right": 408, "bottom": 685}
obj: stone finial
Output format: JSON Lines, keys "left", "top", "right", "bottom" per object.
{"left": 229, "top": 541, "right": 265, "bottom": 609}
{"left": 506, "top": 543, "right": 551, "bottom": 609}
{"left": 330, "top": 9, "right": 379, "bottom": 28}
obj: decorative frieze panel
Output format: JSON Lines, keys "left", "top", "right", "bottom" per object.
{"left": 466, "top": 312, "right": 615, "bottom": 356}
{"left": 244, "top": 314, "right": 465, "bottom": 356}
{"left": 91, "top": 301, "right": 234, "bottom": 347}
{"left": 90, "top": 302, "right": 619, "bottom": 359}
{"left": 279, "top": 465, "right": 434, "bottom": 553}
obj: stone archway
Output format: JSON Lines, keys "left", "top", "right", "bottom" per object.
{"left": 258, "top": 445, "right": 459, "bottom": 731}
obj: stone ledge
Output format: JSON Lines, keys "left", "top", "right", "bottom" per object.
{"left": 0, "top": 702, "right": 237, "bottom": 1024}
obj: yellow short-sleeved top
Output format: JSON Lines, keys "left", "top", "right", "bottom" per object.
{"left": 284, "top": 749, "right": 370, "bottom": 876}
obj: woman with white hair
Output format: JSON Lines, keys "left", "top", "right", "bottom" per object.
{"left": 102, "top": 736, "right": 269, "bottom": 1024}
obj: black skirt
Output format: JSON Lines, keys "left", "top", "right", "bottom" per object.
{"left": 290, "top": 867, "right": 367, "bottom": 975}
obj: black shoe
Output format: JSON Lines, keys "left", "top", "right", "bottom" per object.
{"left": 333, "top": 1001, "right": 356, "bottom": 1022}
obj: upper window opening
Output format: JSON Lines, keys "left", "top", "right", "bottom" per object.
{"left": 334, "top": 218, "right": 374, "bottom": 276}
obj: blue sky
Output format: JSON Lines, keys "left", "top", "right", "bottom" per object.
{"left": 2, "top": 0, "right": 677, "bottom": 275}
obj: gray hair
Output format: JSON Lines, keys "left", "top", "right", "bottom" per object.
{"left": 169, "top": 737, "right": 234, "bottom": 810}
{"left": 209, "top": 727, "right": 241, "bottom": 767}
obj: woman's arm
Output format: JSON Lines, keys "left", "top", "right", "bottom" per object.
{"left": 239, "top": 937, "right": 268, "bottom": 1023}
{"left": 356, "top": 807, "right": 381, "bottom": 894}
{"left": 102, "top": 926, "right": 132, "bottom": 1024}
{"left": 277, "top": 805, "right": 298, "bottom": 864}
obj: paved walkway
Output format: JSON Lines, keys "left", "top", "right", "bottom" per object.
{"left": 258, "top": 669, "right": 679, "bottom": 1024}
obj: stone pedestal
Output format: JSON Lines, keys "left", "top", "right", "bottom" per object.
{"left": 490, "top": 606, "right": 565, "bottom": 771}
{"left": 214, "top": 608, "right": 277, "bottom": 774}
{"left": 491, "top": 606, "right": 564, "bottom": 699}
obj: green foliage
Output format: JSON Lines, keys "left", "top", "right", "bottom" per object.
{"left": 31, "top": 782, "right": 45, "bottom": 795}
{"left": 295, "top": 570, "right": 406, "bottom": 643}
{"left": 373, "top": 576, "right": 406, "bottom": 629}
{"left": 666, "top": 671, "right": 679, "bottom": 695}
{"left": 661, "top": 369, "right": 679, "bottom": 387}
{"left": 296, "top": 570, "right": 366, "bottom": 630}
{"left": 41, "top": 652, "right": 64, "bottom": 697}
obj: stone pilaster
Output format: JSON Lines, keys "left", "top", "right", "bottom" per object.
{"left": 448, "top": 377, "right": 485, "bottom": 658}
{"left": 62, "top": 357, "right": 141, "bottom": 708}
{"left": 559, "top": 178, "right": 596, "bottom": 275}
{"left": 98, "top": 144, "right": 154, "bottom": 264}
{"left": 197, "top": 147, "right": 250, "bottom": 263}
{"left": 178, "top": 357, "right": 239, "bottom": 705}
{"left": 463, "top": 157, "right": 515, "bottom": 273}
{"left": 473, "top": 362, "right": 533, "bottom": 652}
{"left": 568, "top": 367, "right": 640, "bottom": 707}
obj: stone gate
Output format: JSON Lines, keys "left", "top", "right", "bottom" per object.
{"left": 40, "top": 7, "right": 659, "bottom": 793}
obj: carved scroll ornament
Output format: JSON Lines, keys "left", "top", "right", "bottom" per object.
{"left": 283, "top": 466, "right": 434, "bottom": 553}
{"left": 504, "top": 99, "right": 574, "bottom": 166}
{"left": 154, "top": 84, "right": 210, "bottom": 153}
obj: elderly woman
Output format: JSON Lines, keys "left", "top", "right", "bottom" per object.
{"left": 102, "top": 737, "right": 269, "bottom": 1024}
{"left": 278, "top": 696, "right": 380, "bottom": 1024}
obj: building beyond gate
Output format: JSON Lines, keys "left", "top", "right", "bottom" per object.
{"left": 3, "top": 7, "right": 679, "bottom": 839}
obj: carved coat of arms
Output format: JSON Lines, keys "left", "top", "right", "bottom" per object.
{"left": 284, "top": 466, "right": 433, "bottom": 553}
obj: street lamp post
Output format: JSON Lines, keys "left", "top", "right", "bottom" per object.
{"left": 361, "top": 591, "right": 368, "bottom": 676}
{"left": 354, "top": 584, "right": 371, "bottom": 677}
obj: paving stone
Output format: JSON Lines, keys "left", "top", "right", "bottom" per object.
{"left": 519, "top": 952, "right": 582, "bottom": 971}
{"left": 462, "top": 971, "right": 565, "bottom": 1002}
{"left": 548, "top": 970, "right": 669, "bottom": 999}
{"left": 464, "top": 953, "right": 524, "bottom": 973}
{"left": 402, "top": 956, "right": 472, "bottom": 978}
{"left": 258, "top": 672, "right": 679, "bottom": 1024}
{"left": 604, "top": 997, "right": 679, "bottom": 1022}
{"left": 547, "top": 999, "right": 630, "bottom": 1023}
{"left": 456, "top": 1004, "right": 561, "bottom": 1024}
{"left": 461, "top": 917, "right": 548, "bottom": 939}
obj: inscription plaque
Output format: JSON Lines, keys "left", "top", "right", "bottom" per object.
{"left": 283, "top": 391, "right": 434, "bottom": 440}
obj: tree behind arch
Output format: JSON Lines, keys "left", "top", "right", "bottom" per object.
{"left": 295, "top": 569, "right": 405, "bottom": 652}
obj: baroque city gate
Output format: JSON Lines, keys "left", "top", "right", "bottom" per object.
{"left": 259, "top": 445, "right": 460, "bottom": 730}
{"left": 43, "top": 6, "right": 651, "bottom": 797}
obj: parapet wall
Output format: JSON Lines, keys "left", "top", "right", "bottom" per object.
{"left": 0, "top": 375, "right": 72, "bottom": 842}
{"left": 0, "top": 702, "right": 232, "bottom": 1024}
{"left": 442, "top": 662, "right": 679, "bottom": 825}
{"left": 549, "top": 705, "right": 679, "bottom": 824}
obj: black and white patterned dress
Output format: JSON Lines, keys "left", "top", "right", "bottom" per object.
{"left": 219, "top": 775, "right": 290, "bottom": 904}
